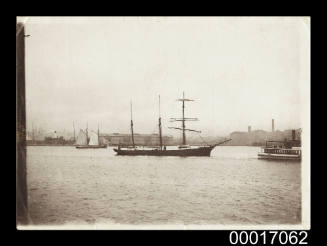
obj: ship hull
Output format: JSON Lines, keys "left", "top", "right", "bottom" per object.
{"left": 258, "top": 153, "right": 301, "bottom": 161}
{"left": 76, "top": 145, "right": 107, "bottom": 149}
{"left": 113, "top": 146, "right": 214, "bottom": 156}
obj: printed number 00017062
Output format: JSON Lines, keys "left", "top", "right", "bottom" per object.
{"left": 229, "top": 231, "right": 308, "bottom": 245}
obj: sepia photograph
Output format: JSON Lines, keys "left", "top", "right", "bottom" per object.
{"left": 16, "top": 16, "right": 310, "bottom": 230}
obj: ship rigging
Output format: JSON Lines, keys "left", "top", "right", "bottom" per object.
{"left": 113, "top": 92, "right": 231, "bottom": 156}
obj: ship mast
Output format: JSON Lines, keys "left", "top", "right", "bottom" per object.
{"left": 86, "top": 123, "right": 88, "bottom": 145}
{"left": 182, "top": 92, "right": 186, "bottom": 145}
{"left": 158, "top": 95, "right": 163, "bottom": 150}
{"left": 97, "top": 123, "right": 100, "bottom": 145}
{"left": 169, "top": 92, "right": 201, "bottom": 146}
{"left": 130, "top": 101, "right": 135, "bottom": 148}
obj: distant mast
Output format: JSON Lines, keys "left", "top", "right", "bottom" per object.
{"left": 130, "top": 101, "right": 135, "bottom": 148}
{"left": 169, "top": 92, "right": 201, "bottom": 146}
{"left": 158, "top": 95, "right": 163, "bottom": 150}
{"left": 86, "top": 123, "right": 88, "bottom": 146}
{"left": 32, "top": 122, "right": 35, "bottom": 144}
{"left": 73, "top": 121, "right": 76, "bottom": 142}
{"left": 97, "top": 123, "right": 100, "bottom": 145}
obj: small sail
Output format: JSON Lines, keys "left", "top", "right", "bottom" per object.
{"left": 88, "top": 131, "right": 99, "bottom": 146}
{"left": 75, "top": 129, "right": 87, "bottom": 145}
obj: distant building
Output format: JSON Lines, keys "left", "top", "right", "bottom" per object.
{"left": 101, "top": 133, "right": 174, "bottom": 146}
{"left": 248, "top": 126, "right": 251, "bottom": 133}
{"left": 228, "top": 128, "right": 301, "bottom": 146}
{"left": 44, "top": 136, "right": 65, "bottom": 145}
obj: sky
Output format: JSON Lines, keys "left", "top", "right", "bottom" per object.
{"left": 19, "top": 17, "right": 310, "bottom": 137}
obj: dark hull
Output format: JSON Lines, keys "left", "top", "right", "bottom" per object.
{"left": 113, "top": 146, "right": 214, "bottom": 156}
{"left": 76, "top": 145, "right": 107, "bottom": 149}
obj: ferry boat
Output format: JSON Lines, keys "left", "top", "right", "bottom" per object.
{"left": 258, "top": 139, "right": 301, "bottom": 161}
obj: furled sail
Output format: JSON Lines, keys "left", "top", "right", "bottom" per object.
{"left": 88, "top": 131, "right": 99, "bottom": 146}
{"left": 75, "top": 129, "right": 87, "bottom": 145}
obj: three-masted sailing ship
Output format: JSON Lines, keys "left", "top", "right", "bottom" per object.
{"left": 113, "top": 93, "right": 231, "bottom": 156}
{"left": 75, "top": 124, "right": 107, "bottom": 149}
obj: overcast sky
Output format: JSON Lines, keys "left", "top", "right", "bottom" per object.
{"left": 19, "top": 17, "right": 310, "bottom": 137}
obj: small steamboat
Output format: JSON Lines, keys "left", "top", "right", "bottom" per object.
{"left": 258, "top": 134, "right": 301, "bottom": 161}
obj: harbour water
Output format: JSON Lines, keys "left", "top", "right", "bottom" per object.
{"left": 26, "top": 146, "right": 301, "bottom": 227}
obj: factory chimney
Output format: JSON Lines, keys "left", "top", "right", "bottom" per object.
{"left": 248, "top": 126, "right": 251, "bottom": 133}
{"left": 272, "top": 119, "right": 275, "bottom": 132}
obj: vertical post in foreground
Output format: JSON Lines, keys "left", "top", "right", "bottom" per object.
{"left": 16, "top": 22, "right": 28, "bottom": 225}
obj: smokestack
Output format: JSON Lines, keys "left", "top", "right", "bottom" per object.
{"left": 292, "top": 130, "right": 296, "bottom": 140}
{"left": 272, "top": 119, "right": 275, "bottom": 132}
{"left": 248, "top": 126, "right": 251, "bottom": 133}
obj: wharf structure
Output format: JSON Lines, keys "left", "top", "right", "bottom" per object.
{"left": 25, "top": 130, "right": 174, "bottom": 146}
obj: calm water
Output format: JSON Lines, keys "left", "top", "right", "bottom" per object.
{"left": 26, "top": 146, "right": 301, "bottom": 227}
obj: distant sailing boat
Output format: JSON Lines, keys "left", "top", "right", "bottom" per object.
{"left": 114, "top": 93, "right": 231, "bottom": 156}
{"left": 75, "top": 124, "right": 107, "bottom": 149}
